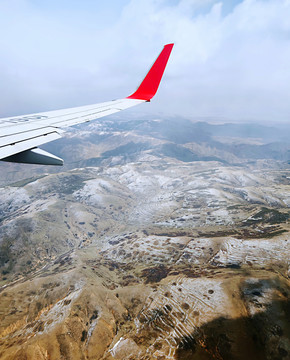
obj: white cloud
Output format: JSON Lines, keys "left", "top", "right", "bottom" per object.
{"left": 0, "top": 0, "right": 290, "bottom": 123}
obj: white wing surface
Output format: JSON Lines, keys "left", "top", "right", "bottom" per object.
{"left": 0, "top": 44, "right": 174, "bottom": 165}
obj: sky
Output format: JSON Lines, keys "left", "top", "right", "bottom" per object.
{"left": 0, "top": 0, "right": 290, "bottom": 124}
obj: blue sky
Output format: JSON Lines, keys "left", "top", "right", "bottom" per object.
{"left": 0, "top": 0, "right": 290, "bottom": 123}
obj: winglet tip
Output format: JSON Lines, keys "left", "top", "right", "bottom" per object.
{"left": 127, "top": 43, "right": 174, "bottom": 101}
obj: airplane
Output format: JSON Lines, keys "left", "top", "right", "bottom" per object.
{"left": 0, "top": 44, "right": 174, "bottom": 166}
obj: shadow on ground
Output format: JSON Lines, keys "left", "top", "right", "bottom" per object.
{"left": 176, "top": 297, "right": 290, "bottom": 360}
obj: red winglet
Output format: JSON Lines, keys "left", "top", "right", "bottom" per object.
{"left": 127, "top": 43, "right": 174, "bottom": 101}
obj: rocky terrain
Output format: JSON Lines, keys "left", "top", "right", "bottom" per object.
{"left": 0, "top": 117, "right": 289, "bottom": 359}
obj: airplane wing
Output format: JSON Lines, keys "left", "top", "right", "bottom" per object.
{"left": 0, "top": 43, "right": 174, "bottom": 166}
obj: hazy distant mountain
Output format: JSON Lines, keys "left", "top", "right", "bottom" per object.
{"left": 0, "top": 117, "right": 289, "bottom": 186}
{"left": 42, "top": 117, "right": 290, "bottom": 168}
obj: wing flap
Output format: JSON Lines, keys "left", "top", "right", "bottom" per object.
{"left": 0, "top": 132, "right": 62, "bottom": 159}
{"left": 0, "top": 127, "right": 64, "bottom": 147}
{"left": 1, "top": 148, "right": 63, "bottom": 166}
